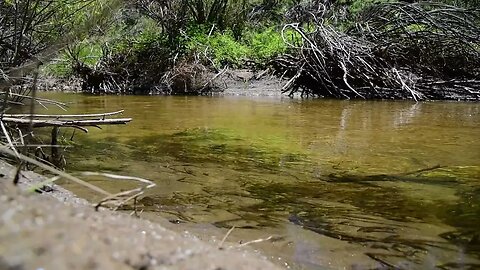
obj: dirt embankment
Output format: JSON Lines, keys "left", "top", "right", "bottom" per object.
{"left": 219, "top": 69, "right": 287, "bottom": 97}
{"left": 35, "top": 68, "right": 288, "bottom": 97}
{"left": 0, "top": 161, "right": 280, "bottom": 270}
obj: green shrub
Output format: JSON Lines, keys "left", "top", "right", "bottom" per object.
{"left": 208, "top": 33, "right": 250, "bottom": 66}
{"left": 186, "top": 26, "right": 300, "bottom": 67}
{"left": 245, "top": 27, "right": 287, "bottom": 62}
{"left": 42, "top": 56, "right": 73, "bottom": 78}
{"left": 42, "top": 42, "right": 103, "bottom": 78}
{"left": 187, "top": 28, "right": 249, "bottom": 67}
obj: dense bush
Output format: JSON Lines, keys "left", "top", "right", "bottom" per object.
{"left": 185, "top": 26, "right": 291, "bottom": 68}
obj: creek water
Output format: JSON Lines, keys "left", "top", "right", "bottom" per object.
{"left": 36, "top": 93, "right": 479, "bottom": 269}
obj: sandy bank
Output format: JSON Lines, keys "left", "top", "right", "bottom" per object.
{"left": 0, "top": 161, "right": 281, "bottom": 270}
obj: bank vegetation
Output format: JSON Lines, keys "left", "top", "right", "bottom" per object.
{"left": 1, "top": 0, "right": 479, "bottom": 100}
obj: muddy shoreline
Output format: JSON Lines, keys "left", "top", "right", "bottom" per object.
{"left": 0, "top": 160, "right": 281, "bottom": 270}
{"left": 35, "top": 69, "right": 288, "bottom": 97}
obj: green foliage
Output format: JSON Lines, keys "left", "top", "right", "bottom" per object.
{"left": 245, "top": 27, "right": 288, "bottom": 61}
{"left": 1, "top": 0, "right": 123, "bottom": 79}
{"left": 43, "top": 14, "right": 165, "bottom": 77}
{"left": 346, "top": 0, "right": 386, "bottom": 14}
{"left": 42, "top": 55, "right": 73, "bottom": 78}
{"left": 52, "top": 11, "right": 297, "bottom": 74}
{"left": 187, "top": 29, "right": 249, "bottom": 67}
{"left": 186, "top": 26, "right": 296, "bottom": 67}
{"left": 96, "top": 15, "right": 162, "bottom": 54}
{"left": 129, "top": 19, "right": 165, "bottom": 52}
{"left": 43, "top": 41, "right": 104, "bottom": 78}
{"left": 208, "top": 34, "right": 250, "bottom": 66}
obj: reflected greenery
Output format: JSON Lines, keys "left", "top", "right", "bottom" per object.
{"left": 123, "top": 128, "right": 309, "bottom": 171}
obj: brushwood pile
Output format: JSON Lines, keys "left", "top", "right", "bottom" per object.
{"left": 274, "top": 1, "right": 480, "bottom": 100}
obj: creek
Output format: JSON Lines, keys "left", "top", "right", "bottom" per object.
{"left": 36, "top": 93, "right": 480, "bottom": 269}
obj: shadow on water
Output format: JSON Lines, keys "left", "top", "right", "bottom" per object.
{"left": 241, "top": 166, "right": 480, "bottom": 268}
{"left": 65, "top": 127, "right": 480, "bottom": 268}
{"left": 127, "top": 128, "right": 308, "bottom": 171}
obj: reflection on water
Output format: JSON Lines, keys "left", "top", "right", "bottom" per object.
{"left": 36, "top": 93, "right": 480, "bottom": 269}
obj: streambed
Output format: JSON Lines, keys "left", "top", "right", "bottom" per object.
{"left": 36, "top": 93, "right": 480, "bottom": 269}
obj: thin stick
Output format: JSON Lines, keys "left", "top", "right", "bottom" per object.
{"left": 81, "top": 172, "right": 155, "bottom": 188}
{"left": 397, "top": 164, "right": 442, "bottom": 176}
{"left": 28, "top": 68, "right": 40, "bottom": 149}
{"left": 13, "top": 144, "right": 72, "bottom": 148}
{"left": 219, "top": 226, "right": 236, "bottom": 249}
{"left": 0, "top": 91, "right": 68, "bottom": 107}
{"left": 95, "top": 189, "right": 142, "bottom": 210}
{"left": 200, "top": 66, "right": 228, "bottom": 91}
{"left": 16, "top": 128, "right": 25, "bottom": 145}
{"left": 0, "top": 121, "right": 20, "bottom": 158}
{"left": 81, "top": 172, "right": 156, "bottom": 211}
{"left": 0, "top": 146, "right": 111, "bottom": 196}
{"left": 236, "top": 236, "right": 274, "bottom": 248}
{"left": 113, "top": 192, "right": 144, "bottom": 211}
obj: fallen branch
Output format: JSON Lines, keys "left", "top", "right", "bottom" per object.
{"left": 1, "top": 117, "right": 132, "bottom": 128}
{"left": 3, "top": 110, "right": 125, "bottom": 119}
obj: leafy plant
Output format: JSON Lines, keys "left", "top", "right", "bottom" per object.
{"left": 245, "top": 27, "right": 288, "bottom": 61}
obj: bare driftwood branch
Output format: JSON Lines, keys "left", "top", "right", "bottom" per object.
{"left": 3, "top": 110, "right": 125, "bottom": 119}
{"left": 1, "top": 117, "right": 132, "bottom": 128}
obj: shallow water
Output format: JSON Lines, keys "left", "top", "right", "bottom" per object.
{"left": 36, "top": 93, "right": 480, "bottom": 269}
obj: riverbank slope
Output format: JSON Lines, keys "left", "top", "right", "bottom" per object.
{"left": 0, "top": 160, "right": 280, "bottom": 270}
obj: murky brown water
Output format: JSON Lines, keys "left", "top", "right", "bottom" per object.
{"left": 36, "top": 93, "right": 480, "bottom": 269}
